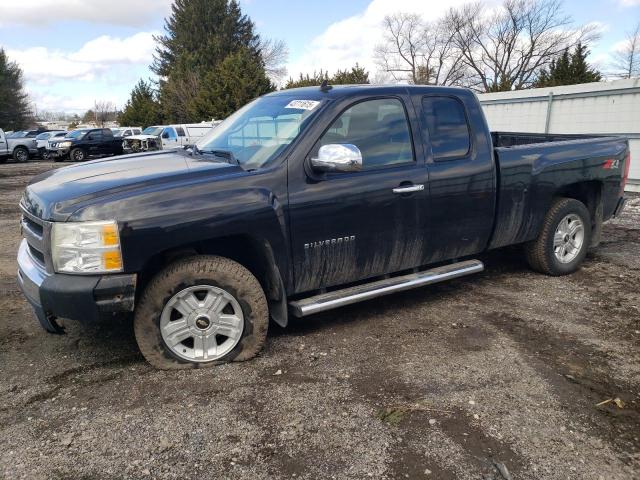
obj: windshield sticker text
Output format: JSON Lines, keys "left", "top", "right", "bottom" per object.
{"left": 285, "top": 100, "right": 320, "bottom": 111}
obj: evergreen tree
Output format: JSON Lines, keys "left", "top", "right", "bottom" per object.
{"left": 284, "top": 64, "right": 370, "bottom": 89}
{"left": 153, "top": 0, "right": 271, "bottom": 121}
{"left": 119, "top": 80, "right": 163, "bottom": 128}
{"left": 192, "top": 48, "right": 273, "bottom": 120}
{"left": 82, "top": 109, "right": 96, "bottom": 124}
{"left": 284, "top": 70, "right": 330, "bottom": 89}
{"left": 0, "top": 49, "right": 31, "bottom": 130}
{"left": 536, "top": 43, "right": 601, "bottom": 88}
{"left": 331, "top": 63, "right": 370, "bottom": 84}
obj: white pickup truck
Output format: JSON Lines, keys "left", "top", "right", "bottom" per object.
{"left": 0, "top": 129, "right": 42, "bottom": 163}
{"left": 122, "top": 123, "right": 220, "bottom": 153}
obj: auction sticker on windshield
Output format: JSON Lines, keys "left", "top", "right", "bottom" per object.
{"left": 285, "top": 100, "right": 320, "bottom": 111}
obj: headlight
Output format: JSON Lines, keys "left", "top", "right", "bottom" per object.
{"left": 51, "top": 220, "right": 123, "bottom": 274}
{"left": 59, "top": 141, "right": 72, "bottom": 148}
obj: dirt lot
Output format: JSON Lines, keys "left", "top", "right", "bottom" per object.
{"left": 0, "top": 160, "right": 639, "bottom": 480}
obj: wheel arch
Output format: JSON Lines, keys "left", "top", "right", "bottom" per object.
{"left": 553, "top": 180, "right": 603, "bottom": 247}
{"left": 137, "top": 234, "right": 289, "bottom": 327}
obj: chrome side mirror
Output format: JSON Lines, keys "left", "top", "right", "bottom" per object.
{"left": 311, "top": 144, "right": 363, "bottom": 173}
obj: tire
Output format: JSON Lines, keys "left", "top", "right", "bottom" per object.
{"left": 13, "top": 146, "right": 29, "bottom": 163}
{"left": 70, "top": 147, "right": 86, "bottom": 162}
{"left": 134, "top": 255, "right": 269, "bottom": 370}
{"left": 525, "top": 197, "right": 592, "bottom": 276}
{"left": 41, "top": 150, "right": 51, "bottom": 161}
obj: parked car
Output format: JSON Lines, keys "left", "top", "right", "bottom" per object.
{"left": 123, "top": 122, "right": 218, "bottom": 153}
{"left": 35, "top": 131, "right": 67, "bottom": 160}
{"left": 111, "top": 127, "right": 142, "bottom": 138}
{"left": 17, "top": 85, "right": 630, "bottom": 369}
{"left": 47, "top": 128, "right": 124, "bottom": 162}
{"left": 0, "top": 129, "right": 43, "bottom": 163}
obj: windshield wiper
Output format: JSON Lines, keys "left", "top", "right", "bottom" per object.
{"left": 198, "top": 149, "right": 240, "bottom": 166}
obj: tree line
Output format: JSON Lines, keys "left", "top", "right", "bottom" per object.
{"left": 1, "top": 0, "right": 639, "bottom": 131}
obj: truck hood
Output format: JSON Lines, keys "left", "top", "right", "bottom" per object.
{"left": 21, "top": 150, "right": 242, "bottom": 220}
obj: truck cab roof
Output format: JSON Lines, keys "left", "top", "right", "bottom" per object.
{"left": 267, "top": 84, "right": 473, "bottom": 101}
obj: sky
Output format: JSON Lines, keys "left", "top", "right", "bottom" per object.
{"left": 0, "top": 0, "right": 638, "bottom": 115}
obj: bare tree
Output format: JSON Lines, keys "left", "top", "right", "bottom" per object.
{"left": 610, "top": 22, "right": 640, "bottom": 79}
{"left": 374, "top": 13, "right": 466, "bottom": 86}
{"left": 94, "top": 100, "right": 117, "bottom": 126}
{"left": 259, "top": 38, "right": 289, "bottom": 83}
{"left": 446, "top": 0, "right": 599, "bottom": 92}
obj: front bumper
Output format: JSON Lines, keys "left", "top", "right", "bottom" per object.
{"left": 47, "top": 147, "right": 69, "bottom": 157}
{"left": 17, "top": 239, "right": 137, "bottom": 332}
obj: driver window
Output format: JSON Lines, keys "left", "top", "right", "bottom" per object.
{"left": 319, "top": 98, "right": 414, "bottom": 169}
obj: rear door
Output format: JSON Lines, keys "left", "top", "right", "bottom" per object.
{"left": 288, "top": 96, "right": 430, "bottom": 293}
{"left": 416, "top": 94, "right": 496, "bottom": 263}
{"left": 176, "top": 126, "right": 187, "bottom": 145}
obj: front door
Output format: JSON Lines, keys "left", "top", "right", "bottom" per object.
{"left": 161, "top": 127, "right": 179, "bottom": 149}
{"left": 288, "top": 97, "right": 429, "bottom": 294}
{"left": 86, "top": 130, "right": 103, "bottom": 155}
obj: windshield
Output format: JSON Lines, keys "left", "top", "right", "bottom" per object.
{"left": 111, "top": 128, "right": 122, "bottom": 136}
{"left": 195, "top": 95, "right": 323, "bottom": 169}
{"left": 36, "top": 132, "right": 51, "bottom": 140}
{"left": 10, "top": 131, "right": 27, "bottom": 138}
{"left": 142, "top": 126, "right": 164, "bottom": 136}
{"left": 65, "top": 129, "right": 89, "bottom": 139}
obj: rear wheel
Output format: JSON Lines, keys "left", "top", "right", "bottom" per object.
{"left": 13, "top": 146, "right": 29, "bottom": 162}
{"left": 525, "top": 197, "right": 591, "bottom": 276}
{"left": 134, "top": 255, "right": 269, "bottom": 370}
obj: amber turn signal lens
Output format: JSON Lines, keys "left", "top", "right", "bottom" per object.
{"left": 102, "top": 224, "right": 119, "bottom": 246}
{"left": 103, "top": 250, "right": 122, "bottom": 270}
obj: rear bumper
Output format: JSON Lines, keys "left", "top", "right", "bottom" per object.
{"left": 613, "top": 197, "right": 627, "bottom": 217}
{"left": 17, "top": 240, "right": 136, "bottom": 331}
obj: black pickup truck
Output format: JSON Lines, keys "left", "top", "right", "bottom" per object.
{"left": 47, "top": 128, "right": 124, "bottom": 162}
{"left": 17, "top": 85, "right": 630, "bottom": 369}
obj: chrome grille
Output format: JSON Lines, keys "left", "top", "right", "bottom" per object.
{"left": 20, "top": 204, "right": 52, "bottom": 273}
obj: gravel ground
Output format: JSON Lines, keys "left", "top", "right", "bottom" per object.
{"left": 0, "top": 161, "right": 639, "bottom": 480}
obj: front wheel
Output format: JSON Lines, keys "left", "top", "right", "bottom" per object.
{"left": 70, "top": 147, "right": 86, "bottom": 162}
{"left": 525, "top": 197, "right": 592, "bottom": 276}
{"left": 134, "top": 255, "right": 269, "bottom": 370}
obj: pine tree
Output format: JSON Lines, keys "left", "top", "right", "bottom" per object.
{"left": 192, "top": 48, "right": 273, "bottom": 120}
{"left": 0, "top": 49, "right": 31, "bottom": 130}
{"left": 284, "top": 70, "right": 330, "bottom": 89}
{"left": 535, "top": 43, "right": 601, "bottom": 88}
{"left": 153, "top": 0, "right": 271, "bottom": 121}
{"left": 119, "top": 80, "right": 163, "bottom": 128}
{"left": 331, "top": 63, "right": 370, "bottom": 84}
{"left": 284, "top": 64, "right": 370, "bottom": 89}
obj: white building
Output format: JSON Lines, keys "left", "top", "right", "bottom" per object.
{"left": 477, "top": 78, "right": 640, "bottom": 192}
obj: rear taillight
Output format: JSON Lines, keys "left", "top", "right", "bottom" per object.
{"left": 621, "top": 151, "right": 631, "bottom": 195}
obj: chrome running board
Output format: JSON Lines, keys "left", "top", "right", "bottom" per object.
{"left": 289, "top": 259, "right": 484, "bottom": 317}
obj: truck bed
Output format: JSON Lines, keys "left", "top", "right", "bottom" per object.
{"left": 489, "top": 132, "right": 629, "bottom": 250}
{"left": 491, "top": 131, "right": 606, "bottom": 147}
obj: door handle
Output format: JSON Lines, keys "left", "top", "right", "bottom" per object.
{"left": 393, "top": 184, "right": 424, "bottom": 194}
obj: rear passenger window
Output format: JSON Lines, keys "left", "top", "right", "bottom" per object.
{"left": 422, "top": 97, "right": 470, "bottom": 161}
{"left": 176, "top": 127, "right": 186, "bottom": 137}
{"left": 319, "top": 98, "right": 414, "bottom": 169}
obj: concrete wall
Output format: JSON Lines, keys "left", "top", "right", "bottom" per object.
{"left": 477, "top": 78, "right": 640, "bottom": 192}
